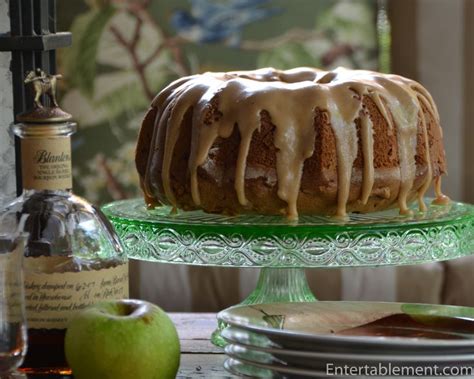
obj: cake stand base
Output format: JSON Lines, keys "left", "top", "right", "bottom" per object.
{"left": 211, "top": 268, "right": 317, "bottom": 347}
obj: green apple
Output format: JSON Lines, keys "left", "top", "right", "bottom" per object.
{"left": 65, "top": 299, "right": 180, "bottom": 379}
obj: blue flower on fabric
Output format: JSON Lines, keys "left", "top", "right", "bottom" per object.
{"left": 171, "top": 0, "right": 281, "bottom": 47}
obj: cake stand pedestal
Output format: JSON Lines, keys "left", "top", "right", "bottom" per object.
{"left": 102, "top": 198, "right": 474, "bottom": 346}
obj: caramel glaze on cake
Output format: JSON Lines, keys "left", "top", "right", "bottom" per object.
{"left": 136, "top": 67, "right": 449, "bottom": 219}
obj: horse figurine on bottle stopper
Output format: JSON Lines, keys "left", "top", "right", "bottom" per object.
{"left": 18, "top": 69, "right": 71, "bottom": 123}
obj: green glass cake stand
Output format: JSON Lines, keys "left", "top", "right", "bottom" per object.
{"left": 102, "top": 198, "right": 474, "bottom": 346}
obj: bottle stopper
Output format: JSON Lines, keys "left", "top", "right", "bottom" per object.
{"left": 16, "top": 68, "right": 72, "bottom": 123}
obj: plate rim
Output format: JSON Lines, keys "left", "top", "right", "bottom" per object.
{"left": 224, "top": 340, "right": 474, "bottom": 363}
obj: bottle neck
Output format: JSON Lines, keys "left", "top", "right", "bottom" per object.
{"left": 22, "top": 188, "right": 73, "bottom": 197}
{"left": 20, "top": 134, "right": 73, "bottom": 192}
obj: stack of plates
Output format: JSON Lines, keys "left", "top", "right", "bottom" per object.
{"left": 217, "top": 302, "right": 474, "bottom": 378}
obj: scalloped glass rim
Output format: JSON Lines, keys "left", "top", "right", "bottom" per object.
{"left": 101, "top": 198, "right": 474, "bottom": 268}
{"left": 102, "top": 198, "right": 474, "bottom": 235}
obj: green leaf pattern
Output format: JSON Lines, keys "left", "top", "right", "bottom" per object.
{"left": 64, "top": 6, "right": 117, "bottom": 96}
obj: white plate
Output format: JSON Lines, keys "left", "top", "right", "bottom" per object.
{"left": 225, "top": 342, "right": 474, "bottom": 372}
{"left": 222, "top": 327, "right": 474, "bottom": 362}
{"left": 218, "top": 301, "right": 474, "bottom": 353}
{"left": 224, "top": 356, "right": 474, "bottom": 379}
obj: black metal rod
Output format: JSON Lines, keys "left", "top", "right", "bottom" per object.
{"left": 0, "top": 33, "right": 72, "bottom": 52}
{"left": 6, "top": 0, "right": 71, "bottom": 195}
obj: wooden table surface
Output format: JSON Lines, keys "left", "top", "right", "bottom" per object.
{"left": 173, "top": 313, "right": 235, "bottom": 378}
{"left": 26, "top": 313, "right": 235, "bottom": 379}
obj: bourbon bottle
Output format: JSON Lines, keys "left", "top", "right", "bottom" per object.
{"left": 0, "top": 73, "right": 129, "bottom": 375}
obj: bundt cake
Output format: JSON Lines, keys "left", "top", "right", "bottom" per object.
{"left": 136, "top": 67, "right": 448, "bottom": 219}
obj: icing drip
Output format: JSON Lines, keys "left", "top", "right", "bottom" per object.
{"left": 360, "top": 109, "right": 375, "bottom": 205}
{"left": 377, "top": 76, "right": 419, "bottom": 215}
{"left": 235, "top": 125, "right": 254, "bottom": 207}
{"left": 144, "top": 67, "right": 447, "bottom": 218}
{"left": 162, "top": 83, "right": 211, "bottom": 205}
{"left": 416, "top": 106, "right": 432, "bottom": 212}
{"left": 433, "top": 176, "right": 451, "bottom": 205}
{"left": 144, "top": 76, "right": 199, "bottom": 200}
{"left": 326, "top": 85, "right": 360, "bottom": 218}
{"left": 272, "top": 98, "right": 317, "bottom": 220}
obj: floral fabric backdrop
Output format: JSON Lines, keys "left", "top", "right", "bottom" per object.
{"left": 58, "top": 0, "right": 386, "bottom": 204}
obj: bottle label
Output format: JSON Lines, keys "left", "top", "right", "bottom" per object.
{"left": 23, "top": 258, "right": 129, "bottom": 329}
{"left": 21, "top": 137, "right": 73, "bottom": 191}
{"left": 0, "top": 249, "right": 24, "bottom": 323}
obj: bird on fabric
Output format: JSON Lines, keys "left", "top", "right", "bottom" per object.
{"left": 171, "top": 0, "right": 281, "bottom": 47}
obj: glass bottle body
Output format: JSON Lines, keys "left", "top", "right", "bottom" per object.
{"left": 1, "top": 121, "right": 129, "bottom": 374}
{"left": 0, "top": 230, "right": 28, "bottom": 376}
